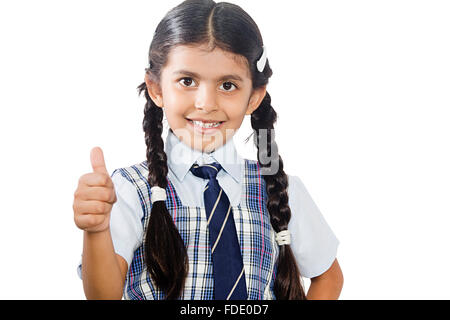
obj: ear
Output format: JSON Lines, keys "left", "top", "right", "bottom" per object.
{"left": 144, "top": 74, "right": 164, "bottom": 108}
{"left": 245, "top": 85, "right": 267, "bottom": 115}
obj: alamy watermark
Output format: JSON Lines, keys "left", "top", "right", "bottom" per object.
{"left": 168, "top": 127, "right": 280, "bottom": 175}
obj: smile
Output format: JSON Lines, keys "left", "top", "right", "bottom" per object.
{"left": 191, "top": 120, "right": 222, "bottom": 128}
{"left": 186, "top": 119, "right": 225, "bottom": 133}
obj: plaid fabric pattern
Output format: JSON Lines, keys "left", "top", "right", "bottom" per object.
{"left": 112, "top": 159, "right": 279, "bottom": 300}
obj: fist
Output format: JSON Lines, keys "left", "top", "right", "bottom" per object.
{"left": 73, "top": 147, "right": 117, "bottom": 233}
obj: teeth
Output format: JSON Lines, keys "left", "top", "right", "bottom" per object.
{"left": 192, "top": 120, "right": 221, "bottom": 128}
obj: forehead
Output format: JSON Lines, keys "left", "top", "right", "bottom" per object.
{"left": 162, "top": 44, "right": 251, "bottom": 80}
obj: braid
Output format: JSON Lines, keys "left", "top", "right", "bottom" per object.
{"left": 138, "top": 82, "right": 189, "bottom": 299}
{"left": 251, "top": 91, "right": 307, "bottom": 300}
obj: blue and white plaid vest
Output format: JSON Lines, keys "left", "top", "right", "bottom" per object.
{"left": 112, "top": 159, "right": 279, "bottom": 300}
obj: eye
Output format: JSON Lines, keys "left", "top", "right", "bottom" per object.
{"left": 220, "top": 81, "right": 238, "bottom": 92}
{"left": 178, "top": 77, "right": 196, "bottom": 87}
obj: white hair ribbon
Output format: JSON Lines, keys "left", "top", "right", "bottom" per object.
{"left": 275, "top": 229, "right": 291, "bottom": 246}
{"left": 150, "top": 186, "right": 167, "bottom": 204}
{"left": 256, "top": 45, "right": 267, "bottom": 73}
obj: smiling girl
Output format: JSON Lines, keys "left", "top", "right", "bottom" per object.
{"left": 73, "top": 0, "right": 343, "bottom": 300}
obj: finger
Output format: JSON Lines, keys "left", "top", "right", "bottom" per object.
{"left": 90, "top": 147, "right": 109, "bottom": 175}
{"left": 73, "top": 199, "right": 113, "bottom": 215}
{"left": 75, "top": 214, "right": 108, "bottom": 230}
{"left": 78, "top": 172, "right": 114, "bottom": 188}
{"left": 74, "top": 186, "right": 116, "bottom": 204}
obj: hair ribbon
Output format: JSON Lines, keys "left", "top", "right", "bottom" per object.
{"left": 150, "top": 186, "right": 167, "bottom": 204}
{"left": 275, "top": 229, "right": 291, "bottom": 246}
{"left": 256, "top": 45, "right": 267, "bottom": 72}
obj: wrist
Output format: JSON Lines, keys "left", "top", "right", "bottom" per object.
{"left": 84, "top": 227, "right": 111, "bottom": 238}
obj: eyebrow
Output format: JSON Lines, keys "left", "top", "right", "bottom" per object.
{"left": 172, "top": 69, "right": 244, "bottom": 82}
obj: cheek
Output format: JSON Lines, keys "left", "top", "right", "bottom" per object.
{"left": 163, "top": 87, "right": 185, "bottom": 107}
{"left": 226, "top": 103, "right": 249, "bottom": 121}
{"left": 161, "top": 89, "right": 191, "bottom": 116}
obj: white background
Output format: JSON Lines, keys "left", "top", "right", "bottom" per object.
{"left": 0, "top": 0, "right": 449, "bottom": 299}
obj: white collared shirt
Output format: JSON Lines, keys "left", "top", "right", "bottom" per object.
{"left": 164, "top": 127, "right": 244, "bottom": 207}
{"left": 78, "top": 129, "right": 339, "bottom": 280}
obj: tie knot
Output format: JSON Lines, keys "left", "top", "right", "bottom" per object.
{"left": 190, "top": 162, "right": 222, "bottom": 180}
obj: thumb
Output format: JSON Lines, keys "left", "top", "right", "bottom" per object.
{"left": 90, "top": 147, "right": 109, "bottom": 174}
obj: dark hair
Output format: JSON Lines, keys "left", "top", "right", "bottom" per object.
{"left": 137, "top": 0, "right": 306, "bottom": 300}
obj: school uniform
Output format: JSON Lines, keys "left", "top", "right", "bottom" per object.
{"left": 77, "top": 129, "right": 339, "bottom": 299}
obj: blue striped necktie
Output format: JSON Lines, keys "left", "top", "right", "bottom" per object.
{"left": 190, "top": 162, "right": 247, "bottom": 300}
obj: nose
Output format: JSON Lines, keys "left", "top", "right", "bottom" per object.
{"left": 194, "top": 84, "right": 218, "bottom": 113}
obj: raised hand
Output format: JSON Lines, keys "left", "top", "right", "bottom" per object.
{"left": 73, "top": 147, "right": 117, "bottom": 233}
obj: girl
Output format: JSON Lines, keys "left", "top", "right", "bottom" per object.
{"left": 73, "top": 0, "right": 343, "bottom": 300}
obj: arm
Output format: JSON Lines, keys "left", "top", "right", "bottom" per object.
{"left": 306, "top": 258, "right": 343, "bottom": 300}
{"left": 82, "top": 230, "right": 129, "bottom": 300}
{"left": 74, "top": 147, "right": 129, "bottom": 299}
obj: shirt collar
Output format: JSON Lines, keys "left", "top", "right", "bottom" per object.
{"left": 164, "top": 129, "right": 243, "bottom": 183}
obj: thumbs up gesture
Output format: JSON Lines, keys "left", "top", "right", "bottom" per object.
{"left": 73, "top": 147, "right": 117, "bottom": 233}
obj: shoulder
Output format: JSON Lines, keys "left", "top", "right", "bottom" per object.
{"left": 286, "top": 173, "right": 307, "bottom": 195}
{"left": 107, "top": 161, "right": 152, "bottom": 211}
{"left": 111, "top": 160, "right": 148, "bottom": 182}
{"left": 286, "top": 173, "right": 317, "bottom": 210}
{"left": 108, "top": 161, "right": 148, "bottom": 203}
{"left": 240, "top": 158, "right": 265, "bottom": 174}
{"left": 110, "top": 160, "right": 151, "bottom": 192}
{"left": 285, "top": 172, "right": 324, "bottom": 225}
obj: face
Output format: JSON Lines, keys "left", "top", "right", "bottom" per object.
{"left": 145, "top": 44, "right": 266, "bottom": 153}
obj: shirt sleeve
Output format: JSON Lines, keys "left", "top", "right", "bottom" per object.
{"left": 77, "top": 170, "right": 144, "bottom": 280}
{"left": 287, "top": 174, "right": 340, "bottom": 278}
